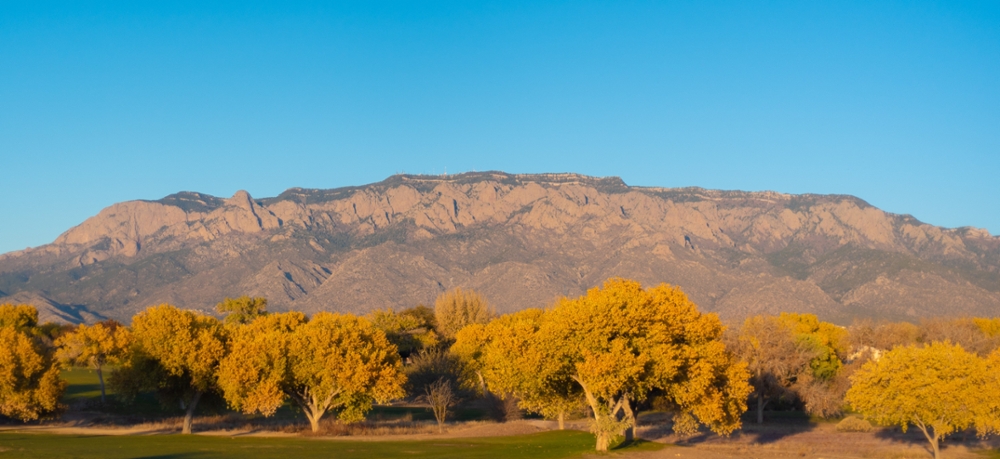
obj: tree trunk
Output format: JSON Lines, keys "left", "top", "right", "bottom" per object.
{"left": 181, "top": 391, "right": 202, "bottom": 434}
{"left": 557, "top": 410, "right": 565, "bottom": 430}
{"left": 756, "top": 393, "right": 764, "bottom": 424}
{"left": 595, "top": 431, "right": 611, "bottom": 452}
{"left": 621, "top": 396, "right": 635, "bottom": 443}
{"left": 307, "top": 412, "right": 321, "bottom": 433}
{"left": 96, "top": 366, "right": 106, "bottom": 404}
{"left": 915, "top": 421, "right": 941, "bottom": 459}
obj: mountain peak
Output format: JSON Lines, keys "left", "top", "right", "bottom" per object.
{"left": 1, "top": 172, "right": 997, "bottom": 323}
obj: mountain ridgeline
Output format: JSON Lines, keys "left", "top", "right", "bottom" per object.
{"left": 1, "top": 172, "right": 998, "bottom": 324}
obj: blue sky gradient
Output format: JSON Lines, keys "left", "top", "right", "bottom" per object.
{"left": 1, "top": 1, "right": 998, "bottom": 254}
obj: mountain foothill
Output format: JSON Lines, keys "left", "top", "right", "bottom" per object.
{"left": 1, "top": 171, "right": 997, "bottom": 324}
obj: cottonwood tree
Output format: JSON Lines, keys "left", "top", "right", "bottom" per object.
{"left": 542, "top": 279, "right": 751, "bottom": 451}
{"left": 777, "top": 313, "right": 847, "bottom": 380}
{"left": 367, "top": 308, "right": 440, "bottom": 358}
{"left": 215, "top": 296, "right": 268, "bottom": 326}
{"left": 452, "top": 309, "right": 583, "bottom": 429}
{"left": 217, "top": 312, "right": 406, "bottom": 432}
{"left": 847, "top": 342, "right": 1000, "bottom": 459}
{"left": 0, "top": 304, "right": 65, "bottom": 421}
{"left": 728, "top": 315, "right": 816, "bottom": 423}
{"left": 116, "top": 304, "right": 227, "bottom": 434}
{"left": 55, "top": 321, "right": 132, "bottom": 404}
{"left": 434, "top": 288, "right": 495, "bottom": 340}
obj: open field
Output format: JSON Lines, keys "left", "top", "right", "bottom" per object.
{"left": 1, "top": 371, "right": 999, "bottom": 459}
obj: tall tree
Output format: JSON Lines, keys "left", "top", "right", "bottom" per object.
{"left": 0, "top": 304, "right": 65, "bottom": 421}
{"left": 541, "top": 279, "right": 751, "bottom": 451}
{"left": 215, "top": 296, "right": 268, "bottom": 326}
{"left": 434, "top": 288, "right": 495, "bottom": 340}
{"left": 217, "top": 312, "right": 406, "bottom": 432}
{"left": 846, "top": 342, "right": 1000, "bottom": 459}
{"left": 55, "top": 321, "right": 132, "bottom": 403}
{"left": 728, "top": 315, "right": 817, "bottom": 423}
{"left": 119, "top": 304, "right": 227, "bottom": 434}
{"left": 366, "top": 308, "right": 439, "bottom": 358}
{"left": 452, "top": 309, "right": 583, "bottom": 430}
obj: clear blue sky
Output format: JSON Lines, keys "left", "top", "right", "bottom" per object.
{"left": 1, "top": 1, "right": 998, "bottom": 254}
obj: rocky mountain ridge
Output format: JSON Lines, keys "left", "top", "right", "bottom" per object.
{"left": 1, "top": 172, "right": 998, "bottom": 324}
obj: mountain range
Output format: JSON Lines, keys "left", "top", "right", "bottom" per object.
{"left": 1, "top": 172, "right": 997, "bottom": 324}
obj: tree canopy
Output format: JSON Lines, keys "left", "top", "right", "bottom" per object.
{"left": 454, "top": 278, "right": 751, "bottom": 451}
{"left": 846, "top": 342, "right": 1000, "bottom": 459}
{"left": 215, "top": 296, "right": 269, "bottom": 326}
{"left": 55, "top": 321, "right": 132, "bottom": 403}
{"left": 217, "top": 312, "right": 406, "bottom": 432}
{"left": 434, "top": 288, "right": 495, "bottom": 340}
{"left": 0, "top": 304, "right": 65, "bottom": 421}
{"left": 118, "top": 304, "right": 227, "bottom": 434}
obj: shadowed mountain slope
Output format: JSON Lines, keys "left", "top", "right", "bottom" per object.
{"left": 1, "top": 172, "right": 997, "bottom": 323}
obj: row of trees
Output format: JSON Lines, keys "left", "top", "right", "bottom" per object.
{"left": 3, "top": 279, "right": 1000, "bottom": 455}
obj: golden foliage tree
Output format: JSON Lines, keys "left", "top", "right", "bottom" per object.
{"left": 217, "top": 312, "right": 406, "bottom": 432}
{"left": 777, "top": 313, "right": 848, "bottom": 379}
{"left": 434, "top": 288, "right": 495, "bottom": 340}
{"left": 123, "top": 304, "right": 227, "bottom": 434}
{"left": 55, "top": 321, "right": 132, "bottom": 404}
{"left": 465, "top": 279, "right": 749, "bottom": 451}
{"left": 452, "top": 309, "right": 583, "bottom": 430}
{"left": 545, "top": 279, "right": 751, "bottom": 451}
{"left": 0, "top": 304, "right": 65, "bottom": 421}
{"left": 215, "top": 296, "right": 268, "bottom": 326}
{"left": 846, "top": 342, "right": 1000, "bottom": 459}
{"left": 0, "top": 304, "right": 40, "bottom": 331}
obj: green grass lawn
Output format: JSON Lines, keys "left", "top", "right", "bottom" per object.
{"left": 61, "top": 368, "right": 107, "bottom": 402}
{"left": 0, "top": 430, "right": 662, "bottom": 459}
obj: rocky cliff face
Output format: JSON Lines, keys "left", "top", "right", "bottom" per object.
{"left": 1, "top": 172, "right": 997, "bottom": 323}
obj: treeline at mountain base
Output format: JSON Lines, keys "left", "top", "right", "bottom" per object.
{"left": 3, "top": 278, "right": 1000, "bottom": 456}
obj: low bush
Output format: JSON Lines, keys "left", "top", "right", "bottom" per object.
{"left": 836, "top": 416, "right": 873, "bottom": 433}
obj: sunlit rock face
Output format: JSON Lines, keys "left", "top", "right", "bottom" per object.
{"left": 1, "top": 172, "right": 997, "bottom": 323}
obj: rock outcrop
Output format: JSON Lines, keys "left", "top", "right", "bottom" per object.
{"left": 1, "top": 172, "right": 997, "bottom": 323}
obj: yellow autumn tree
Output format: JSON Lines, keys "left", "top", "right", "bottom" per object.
{"left": 846, "top": 342, "right": 1000, "bottom": 459}
{"left": 777, "top": 313, "right": 848, "bottom": 379}
{"left": 0, "top": 304, "right": 65, "bottom": 421}
{"left": 541, "top": 279, "right": 751, "bottom": 451}
{"left": 452, "top": 309, "right": 584, "bottom": 429}
{"left": 55, "top": 321, "right": 132, "bottom": 404}
{"left": 217, "top": 312, "right": 406, "bottom": 432}
{"left": 434, "top": 288, "right": 495, "bottom": 340}
{"left": 120, "top": 304, "right": 227, "bottom": 434}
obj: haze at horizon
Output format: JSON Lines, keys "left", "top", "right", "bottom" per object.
{"left": 1, "top": 1, "right": 998, "bottom": 254}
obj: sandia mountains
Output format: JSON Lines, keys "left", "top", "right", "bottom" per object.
{"left": 1, "top": 172, "right": 998, "bottom": 324}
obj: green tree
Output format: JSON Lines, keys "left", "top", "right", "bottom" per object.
{"left": 846, "top": 342, "right": 1000, "bottom": 459}
{"left": 215, "top": 296, "right": 268, "bottom": 326}
{"left": 366, "top": 308, "right": 439, "bottom": 357}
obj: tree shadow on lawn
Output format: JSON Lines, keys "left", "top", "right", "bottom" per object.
{"left": 640, "top": 410, "right": 817, "bottom": 446}
{"left": 872, "top": 425, "right": 1000, "bottom": 458}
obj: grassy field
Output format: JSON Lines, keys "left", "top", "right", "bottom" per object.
{"left": 0, "top": 430, "right": 662, "bottom": 459}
